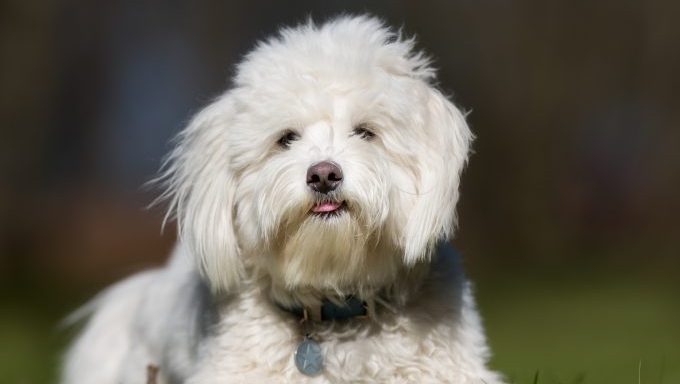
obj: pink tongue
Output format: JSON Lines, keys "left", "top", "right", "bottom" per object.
{"left": 312, "top": 201, "right": 342, "bottom": 213}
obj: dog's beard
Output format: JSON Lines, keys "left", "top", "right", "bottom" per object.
{"left": 259, "top": 194, "right": 400, "bottom": 301}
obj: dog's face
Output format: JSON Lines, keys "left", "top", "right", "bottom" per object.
{"left": 159, "top": 17, "right": 473, "bottom": 296}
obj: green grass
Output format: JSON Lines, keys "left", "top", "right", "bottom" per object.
{"left": 476, "top": 271, "right": 680, "bottom": 384}
{"left": 0, "top": 271, "right": 677, "bottom": 383}
{"left": 0, "top": 303, "right": 69, "bottom": 383}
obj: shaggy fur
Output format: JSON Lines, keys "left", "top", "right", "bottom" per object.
{"left": 62, "top": 16, "right": 505, "bottom": 384}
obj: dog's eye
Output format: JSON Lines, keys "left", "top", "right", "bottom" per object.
{"left": 352, "top": 124, "right": 376, "bottom": 141}
{"left": 277, "top": 130, "right": 300, "bottom": 148}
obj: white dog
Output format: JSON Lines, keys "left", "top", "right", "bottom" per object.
{"left": 62, "top": 16, "right": 505, "bottom": 384}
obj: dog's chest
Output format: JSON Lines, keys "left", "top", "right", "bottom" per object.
{"left": 191, "top": 300, "right": 463, "bottom": 383}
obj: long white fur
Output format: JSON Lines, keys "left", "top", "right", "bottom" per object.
{"left": 62, "top": 15, "right": 504, "bottom": 383}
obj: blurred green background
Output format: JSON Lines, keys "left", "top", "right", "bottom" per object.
{"left": 1, "top": 1, "right": 678, "bottom": 383}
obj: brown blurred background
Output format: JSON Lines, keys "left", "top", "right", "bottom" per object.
{"left": 1, "top": 1, "right": 678, "bottom": 383}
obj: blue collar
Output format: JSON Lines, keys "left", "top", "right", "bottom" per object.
{"left": 279, "top": 296, "right": 367, "bottom": 322}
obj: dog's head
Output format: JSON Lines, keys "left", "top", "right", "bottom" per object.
{"left": 158, "top": 16, "right": 473, "bottom": 297}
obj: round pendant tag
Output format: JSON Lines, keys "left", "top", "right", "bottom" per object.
{"left": 294, "top": 338, "right": 323, "bottom": 376}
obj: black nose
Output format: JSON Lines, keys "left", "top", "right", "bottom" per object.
{"left": 306, "top": 161, "right": 343, "bottom": 194}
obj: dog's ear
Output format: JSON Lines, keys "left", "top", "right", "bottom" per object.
{"left": 401, "top": 87, "right": 473, "bottom": 265}
{"left": 156, "top": 94, "right": 243, "bottom": 293}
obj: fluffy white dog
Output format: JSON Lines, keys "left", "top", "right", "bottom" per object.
{"left": 62, "top": 16, "right": 505, "bottom": 384}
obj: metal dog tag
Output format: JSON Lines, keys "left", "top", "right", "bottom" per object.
{"left": 294, "top": 337, "right": 323, "bottom": 376}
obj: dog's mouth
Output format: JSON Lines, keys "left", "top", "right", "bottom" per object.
{"left": 310, "top": 200, "right": 347, "bottom": 218}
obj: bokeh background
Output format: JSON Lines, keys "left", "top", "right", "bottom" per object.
{"left": 1, "top": 1, "right": 678, "bottom": 383}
